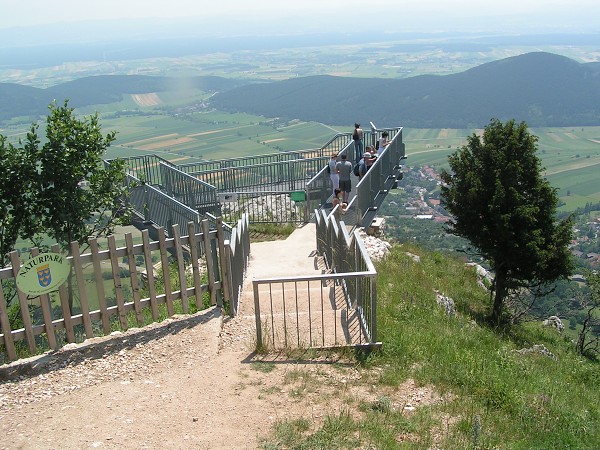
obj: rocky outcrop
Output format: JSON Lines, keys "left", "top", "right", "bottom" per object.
{"left": 466, "top": 262, "right": 493, "bottom": 289}
{"left": 357, "top": 229, "right": 391, "bottom": 261}
{"left": 515, "top": 344, "right": 557, "bottom": 360}
{"left": 221, "top": 194, "right": 302, "bottom": 223}
{"left": 543, "top": 315, "right": 565, "bottom": 333}
{"left": 434, "top": 290, "right": 456, "bottom": 316}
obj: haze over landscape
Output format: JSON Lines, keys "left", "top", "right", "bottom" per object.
{"left": 2, "top": 0, "right": 600, "bottom": 48}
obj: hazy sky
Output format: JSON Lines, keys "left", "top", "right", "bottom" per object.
{"left": 2, "top": 0, "right": 600, "bottom": 36}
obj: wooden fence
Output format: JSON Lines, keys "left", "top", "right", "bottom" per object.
{"left": 0, "top": 217, "right": 241, "bottom": 364}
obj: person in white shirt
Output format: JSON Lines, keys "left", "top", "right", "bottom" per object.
{"left": 377, "top": 131, "right": 390, "bottom": 155}
{"left": 328, "top": 153, "right": 339, "bottom": 196}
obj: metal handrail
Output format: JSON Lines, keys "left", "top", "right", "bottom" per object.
{"left": 330, "top": 127, "right": 405, "bottom": 231}
{"left": 251, "top": 206, "right": 379, "bottom": 350}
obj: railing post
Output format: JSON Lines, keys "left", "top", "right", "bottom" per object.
{"left": 216, "top": 218, "right": 233, "bottom": 312}
{"left": 253, "top": 281, "right": 263, "bottom": 350}
{"left": 370, "top": 276, "right": 377, "bottom": 343}
{"left": 143, "top": 185, "right": 150, "bottom": 223}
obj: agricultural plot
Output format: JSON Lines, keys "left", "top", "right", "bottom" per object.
{"left": 404, "top": 126, "right": 600, "bottom": 211}
{"left": 11, "top": 82, "right": 597, "bottom": 213}
{"left": 104, "top": 110, "right": 340, "bottom": 163}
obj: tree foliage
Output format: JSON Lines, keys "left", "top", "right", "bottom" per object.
{"left": 0, "top": 100, "right": 132, "bottom": 264}
{"left": 0, "top": 133, "right": 37, "bottom": 265}
{"left": 440, "top": 119, "right": 574, "bottom": 324}
{"left": 34, "top": 101, "right": 131, "bottom": 252}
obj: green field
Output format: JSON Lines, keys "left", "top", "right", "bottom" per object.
{"left": 404, "top": 126, "right": 600, "bottom": 211}
{"left": 102, "top": 108, "right": 342, "bottom": 163}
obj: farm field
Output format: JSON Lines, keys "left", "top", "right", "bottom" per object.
{"left": 103, "top": 108, "right": 342, "bottom": 163}
{"left": 404, "top": 126, "right": 600, "bottom": 211}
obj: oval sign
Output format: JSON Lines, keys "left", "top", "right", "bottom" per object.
{"left": 16, "top": 253, "right": 71, "bottom": 296}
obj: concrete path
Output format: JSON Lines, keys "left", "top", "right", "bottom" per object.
{"left": 235, "top": 222, "right": 322, "bottom": 323}
{"left": 242, "top": 223, "right": 319, "bottom": 283}
{"left": 232, "top": 222, "right": 366, "bottom": 350}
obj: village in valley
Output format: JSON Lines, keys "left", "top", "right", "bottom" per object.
{"left": 384, "top": 164, "right": 600, "bottom": 271}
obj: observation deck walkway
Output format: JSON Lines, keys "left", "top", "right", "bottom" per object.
{"left": 112, "top": 125, "right": 406, "bottom": 350}
{"left": 118, "top": 125, "right": 405, "bottom": 236}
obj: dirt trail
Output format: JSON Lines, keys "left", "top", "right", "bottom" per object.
{"left": 0, "top": 306, "right": 339, "bottom": 450}
{"left": 0, "top": 226, "right": 352, "bottom": 449}
{"left": 0, "top": 226, "right": 436, "bottom": 449}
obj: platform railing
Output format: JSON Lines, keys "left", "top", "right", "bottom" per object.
{"left": 183, "top": 156, "right": 329, "bottom": 193}
{"left": 127, "top": 174, "right": 202, "bottom": 236}
{"left": 251, "top": 207, "right": 379, "bottom": 351}
{"left": 341, "top": 127, "right": 405, "bottom": 229}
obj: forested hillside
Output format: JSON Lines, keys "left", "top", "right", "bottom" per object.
{"left": 212, "top": 52, "right": 600, "bottom": 128}
{"left": 0, "top": 76, "right": 249, "bottom": 121}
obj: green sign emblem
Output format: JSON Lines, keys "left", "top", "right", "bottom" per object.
{"left": 16, "top": 253, "right": 71, "bottom": 296}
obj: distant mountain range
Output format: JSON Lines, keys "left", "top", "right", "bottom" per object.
{"left": 211, "top": 52, "right": 600, "bottom": 128}
{"left": 2, "top": 52, "right": 600, "bottom": 128}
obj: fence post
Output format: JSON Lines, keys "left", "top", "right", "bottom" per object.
{"left": 70, "top": 241, "right": 94, "bottom": 339}
{"left": 142, "top": 229, "right": 160, "bottom": 320}
{"left": 29, "top": 248, "right": 58, "bottom": 350}
{"left": 0, "top": 283, "right": 17, "bottom": 361}
{"left": 108, "top": 235, "right": 129, "bottom": 331}
{"left": 172, "top": 224, "right": 189, "bottom": 313}
{"left": 187, "top": 221, "right": 203, "bottom": 310}
{"left": 370, "top": 276, "right": 377, "bottom": 343}
{"left": 89, "top": 238, "right": 111, "bottom": 334}
{"left": 157, "top": 227, "right": 174, "bottom": 317}
{"left": 198, "top": 220, "right": 214, "bottom": 307}
{"left": 9, "top": 251, "right": 36, "bottom": 353}
{"left": 125, "top": 233, "right": 144, "bottom": 325}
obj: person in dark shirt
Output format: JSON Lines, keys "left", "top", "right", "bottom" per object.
{"left": 352, "top": 122, "right": 364, "bottom": 164}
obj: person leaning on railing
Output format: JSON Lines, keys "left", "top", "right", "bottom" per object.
{"left": 377, "top": 131, "right": 390, "bottom": 155}
{"left": 358, "top": 150, "right": 376, "bottom": 179}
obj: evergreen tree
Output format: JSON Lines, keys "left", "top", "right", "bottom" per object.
{"left": 440, "top": 119, "right": 573, "bottom": 324}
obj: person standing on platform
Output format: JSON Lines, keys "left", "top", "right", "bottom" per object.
{"left": 352, "top": 122, "right": 364, "bottom": 164}
{"left": 328, "top": 153, "right": 339, "bottom": 196}
{"left": 377, "top": 131, "right": 390, "bottom": 155}
{"left": 336, "top": 153, "right": 353, "bottom": 203}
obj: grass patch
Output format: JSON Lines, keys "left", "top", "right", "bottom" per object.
{"left": 249, "top": 223, "right": 297, "bottom": 242}
{"left": 251, "top": 361, "right": 277, "bottom": 373}
{"left": 262, "top": 244, "right": 600, "bottom": 448}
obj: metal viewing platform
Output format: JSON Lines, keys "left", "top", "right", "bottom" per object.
{"left": 114, "top": 125, "right": 405, "bottom": 236}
